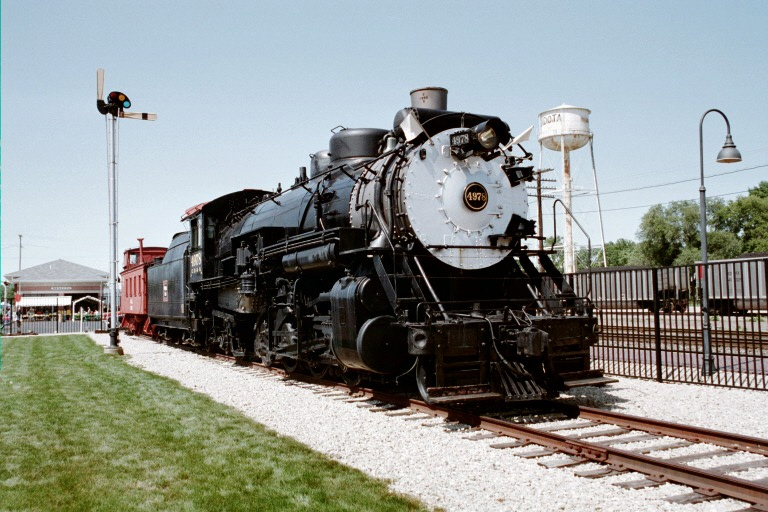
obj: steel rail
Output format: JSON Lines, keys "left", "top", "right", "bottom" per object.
{"left": 599, "top": 325, "right": 765, "bottom": 341}
{"left": 472, "top": 426, "right": 768, "bottom": 507}
{"left": 577, "top": 406, "right": 768, "bottom": 456}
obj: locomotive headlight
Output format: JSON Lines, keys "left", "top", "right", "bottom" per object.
{"left": 450, "top": 118, "right": 511, "bottom": 160}
{"left": 475, "top": 122, "right": 499, "bottom": 149}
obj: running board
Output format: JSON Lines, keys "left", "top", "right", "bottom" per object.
{"left": 563, "top": 377, "right": 619, "bottom": 389}
{"left": 423, "top": 387, "right": 505, "bottom": 404}
{"left": 562, "top": 370, "right": 618, "bottom": 389}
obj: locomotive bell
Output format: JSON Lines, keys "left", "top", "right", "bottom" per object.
{"left": 239, "top": 272, "right": 256, "bottom": 295}
{"left": 310, "top": 150, "right": 331, "bottom": 178}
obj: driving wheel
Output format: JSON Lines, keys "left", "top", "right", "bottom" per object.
{"left": 415, "top": 357, "right": 435, "bottom": 403}
{"left": 308, "top": 360, "right": 329, "bottom": 378}
{"left": 255, "top": 316, "right": 273, "bottom": 367}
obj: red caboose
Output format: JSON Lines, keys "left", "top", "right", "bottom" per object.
{"left": 119, "top": 238, "right": 167, "bottom": 335}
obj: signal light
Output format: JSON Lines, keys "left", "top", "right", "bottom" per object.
{"left": 107, "top": 91, "right": 131, "bottom": 110}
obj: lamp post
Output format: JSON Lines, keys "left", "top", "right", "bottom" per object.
{"left": 698, "top": 109, "right": 741, "bottom": 376}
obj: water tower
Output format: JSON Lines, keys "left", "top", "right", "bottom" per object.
{"left": 538, "top": 105, "right": 606, "bottom": 273}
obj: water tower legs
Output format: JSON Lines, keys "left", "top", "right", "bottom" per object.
{"left": 562, "top": 139, "right": 575, "bottom": 274}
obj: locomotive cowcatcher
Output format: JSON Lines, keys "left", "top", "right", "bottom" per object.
{"left": 145, "top": 87, "right": 611, "bottom": 403}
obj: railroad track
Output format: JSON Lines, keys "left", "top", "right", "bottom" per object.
{"left": 599, "top": 324, "right": 767, "bottom": 347}
{"left": 351, "top": 391, "right": 768, "bottom": 510}
{"left": 286, "top": 370, "right": 768, "bottom": 510}
{"left": 478, "top": 407, "right": 768, "bottom": 509}
{"left": 157, "top": 339, "right": 768, "bottom": 510}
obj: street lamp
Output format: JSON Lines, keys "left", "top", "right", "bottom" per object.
{"left": 699, "top": 109, "right": 741, "bottom": 376}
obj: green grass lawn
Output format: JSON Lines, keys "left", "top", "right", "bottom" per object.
{"left": 0, "top": 335, "right": 427, "bottom": 512}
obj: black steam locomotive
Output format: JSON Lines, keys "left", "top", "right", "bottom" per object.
{"left": 146, "top": 87, "right": 609, "bottom": 403}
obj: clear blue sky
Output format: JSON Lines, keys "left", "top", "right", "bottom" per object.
{"left": 2, "top": 1, "right": 767, "bottom": 277}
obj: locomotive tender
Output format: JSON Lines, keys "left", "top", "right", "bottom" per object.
{"left": 146, "top": 87, "right": 609, "bottom": 403}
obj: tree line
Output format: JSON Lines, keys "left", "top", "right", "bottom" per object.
{"left": 554, "top": 181, "right": 768, "bottom": 270}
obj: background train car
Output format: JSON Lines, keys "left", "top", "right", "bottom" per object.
{"left": 147, "top": 232, "right": 191, "bottom": 339}
{"left": 570, "top": 266, "right": 690, "bottom": 313}
{"left": 698, "top": 253, "right": 768, "bottom": 315}
{"left": 119, "top": 239, "right": 167, "bottom": 335}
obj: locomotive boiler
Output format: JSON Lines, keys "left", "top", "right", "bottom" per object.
{"left": 147, "top": 87, "right": 611, "bottom": 403}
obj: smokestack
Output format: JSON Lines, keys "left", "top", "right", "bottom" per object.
{"left": 138, "top": 238, "right": 144, "bottom": 263}
{"left": 410, "top": 87, "right": 448, "bottom": 110}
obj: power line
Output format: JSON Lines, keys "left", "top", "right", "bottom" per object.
{"left": 585, "top": 163, "right": 768, "bottom": 197}
{"left": 561, "top": 189, "right": 750, "bottom": 215}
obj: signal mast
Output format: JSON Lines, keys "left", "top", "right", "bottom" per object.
{"left": 96, "top": 69, "right": 156, "bottom": 354}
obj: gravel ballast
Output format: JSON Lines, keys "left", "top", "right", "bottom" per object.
{"left": 89, "top": 333, "right": 767, "bottom": 512}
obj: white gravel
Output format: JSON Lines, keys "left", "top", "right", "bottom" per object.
{"left": 89, "top": 333, "right": 767, "bottom": 512}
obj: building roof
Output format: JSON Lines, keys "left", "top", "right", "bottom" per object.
{"left": 4, "top": 259, "right": 108, "bottom": 283}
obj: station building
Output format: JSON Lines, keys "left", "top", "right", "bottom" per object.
{"left": 4, "top": 259, "right": 108, "bottom": 318}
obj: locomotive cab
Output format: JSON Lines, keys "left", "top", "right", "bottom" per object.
{"left": 182, "top": 189, "right": 270, "bottom": 283}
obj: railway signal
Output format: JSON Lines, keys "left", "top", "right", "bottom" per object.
{"left": 96, "top": 68, "right": 156, "bottom": 354}
{"left": 108, "top": 91, "right": 131, "bottom": 110}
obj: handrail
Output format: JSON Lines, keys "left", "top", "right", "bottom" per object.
{"left": 552, "top": 199, "right": 592, "bottom": 297}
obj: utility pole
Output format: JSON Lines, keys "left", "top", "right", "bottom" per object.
{"left": 528, "top": 169, "right": 555, "bottom": 252}
{"left": 14, "top": 234, "right": 22, "bottom": 335}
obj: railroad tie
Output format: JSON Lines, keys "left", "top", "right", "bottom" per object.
{"left": 516, "top": 448, "right": 558, "bottom": 458}
{"left": 664, "top": 449, "right": 734, "bottom": 464}
{"left": 489, "top": 440, "right": 530, "bottom": 449}
{"left": 565, "top": 427, "right": 629, "bottom": 440}
{"left": 634, "top": 440, "right": 693, "bottom": 454}
{"left": 356, "top": 399, "right": 383, "bottom": 408}
{"left": 342, "top": 396, "right": 372, "bottom": 403}
{"left": 316, "top": 391, "right": 348, "bottom": 397}
{"left": 534, "top": 421, "right": 597, "bottom": 432}
{"left": 464, "top": 432, "right": 501, "bottom": 441}
{"left": 706, "top": 457, "right": 768, "bottom": 474}
{"left": 595, "top": 433, "right": 659, "bottom": 446}
{"left": 369, "top": 404, "right": 403, "bottom": 413}
{"left": 384, "top": 409, "right": 417, "bottom": 417}
{"left": 574, "top": 467, "right": 624, "bottom": 479}
{"left": 665, "top": 488, "right": 722, "bottom": 505}
{"left": 614, "top": 478, "right": 665, "bottom": 490}
{"left": 420, "top": 419, "right": 450, "bottom": 427}
{"left": 401, "top": 414, "right": 435, "bottom": 421}
{"left": 538, "top": 456, "right": 589, "bottom": 469}
{"left": 443, "top": 422, "right": 474, "bottom": 432}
